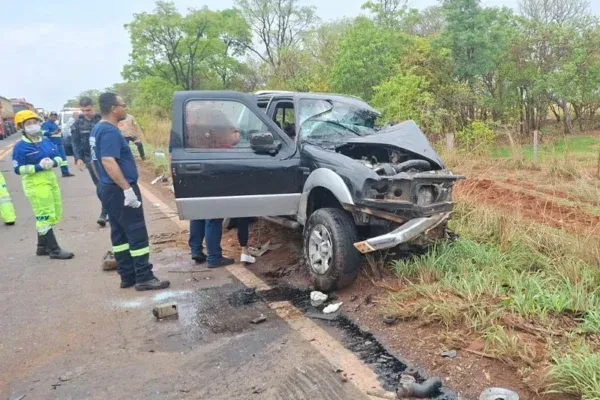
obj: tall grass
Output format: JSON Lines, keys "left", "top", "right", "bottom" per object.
{"left": 387, "top": 201, "right": 600, "bottom": 397}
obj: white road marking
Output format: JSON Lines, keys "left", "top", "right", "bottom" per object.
{"left": 137, "top": 180, "right": 384, "bottom": 398}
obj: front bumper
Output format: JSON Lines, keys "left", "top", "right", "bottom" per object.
{"left": 353, "top": 212, "right": 450, "bottom": 254}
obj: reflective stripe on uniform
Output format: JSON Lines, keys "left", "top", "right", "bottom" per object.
{"left": 113, "top": 243, "right": 130, "bottom": 253}
{"left": 53, "top": 157, "right": 63, "bottom": 165}
{"left": 18, "top": 165, "right": 36, "bottom": 175}
{"left": 130, "top": 247, "right": 150, "bottom": 257}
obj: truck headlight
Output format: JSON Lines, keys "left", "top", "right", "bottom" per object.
{"left": 417, "top": 186, "right": 435, "bottom": 206}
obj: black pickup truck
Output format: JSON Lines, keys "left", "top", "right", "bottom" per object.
{"left": 170, "top": 90, "right": 462, "bottom": 292}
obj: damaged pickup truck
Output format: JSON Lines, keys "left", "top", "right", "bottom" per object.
{"left": 170, "top": 91, "right": 462, "bottom": 291}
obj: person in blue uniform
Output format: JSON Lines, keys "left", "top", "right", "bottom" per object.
{"left": 12, "top": 110, "right": 74, "bottom": 259}
{"left": 91, "top": 92, "right": 169, "bottom": 291}
{"left": 41, "top": 111, "right": 74, "bottom": 178}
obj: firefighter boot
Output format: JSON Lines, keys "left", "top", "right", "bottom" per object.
{"left": 45, "top": 229, "right": 74, "bottom": 260}
{"left": 36, "top": 233, "right": 50, "bottom": 256}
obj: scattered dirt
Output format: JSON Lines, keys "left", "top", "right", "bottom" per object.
{"left": 138, "top": 162, "right": 571, "bottom": 400}
{"left": 457, "top": 178, "right": 600, "bottom": 236}
{"left": 501, "top": 178, "right": 600, "bottom": 207}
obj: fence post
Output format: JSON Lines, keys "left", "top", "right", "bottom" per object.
{"left": 533, "top": 130, "right": 539, "bottom": 162}
{"left": 446, "top": 132, "right": 455, "bottom": 153}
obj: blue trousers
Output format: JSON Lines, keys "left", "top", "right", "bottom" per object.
{"left": 50, "top": 138, "right": 71, "bottom": 175}
{"left": 189, "top": 219, "right": 223, "bottom": 263}
{"left": 100, "top": 183, "right": 154, "bottom": 283}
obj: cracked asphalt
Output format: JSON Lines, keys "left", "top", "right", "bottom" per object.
{"left": 0, "top": 134, "right": 371, "bottom": 400}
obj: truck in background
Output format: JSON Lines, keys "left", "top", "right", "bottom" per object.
{"left": 0, "top": 96, "right": 17, "bottom": 140}
{"left": 59, "top": 107, "right": 80, "bottom": 156}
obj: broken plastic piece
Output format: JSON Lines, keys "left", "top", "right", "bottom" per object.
{"left": 323, "top": 302, "right": 343, "bottom": 314}
{"left": 153, "top": 302, "right": 178, "bottom": 319}
{"left": 479, "top": 388, "right": 519, "bottom": 400}
{"left": 397, "top": 377, "right": 443, "bottom": 398}
{"left": 310, "top": 291, "right": 328, "bottom": 307}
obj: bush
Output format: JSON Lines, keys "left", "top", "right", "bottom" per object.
{"left": 456, "top": 121, "right": 497, "bottom": 150}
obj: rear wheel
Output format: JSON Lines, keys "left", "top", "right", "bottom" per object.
{"left": 304, "top": 208, "right": 361, "bottom": 292}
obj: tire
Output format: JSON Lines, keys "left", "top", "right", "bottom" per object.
{"left": 304, "top": 208, "right": 361, "bottom": 292}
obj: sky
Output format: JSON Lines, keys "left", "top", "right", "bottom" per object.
{"left": 2, "top": 0, "right": 599, "bottom": 112}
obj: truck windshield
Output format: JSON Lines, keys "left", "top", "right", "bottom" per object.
{"left": 298, "top": 99, "right": 378, "bottom": 146}
{"left": 12, "top": 104, "right": 27, "bottom": 113}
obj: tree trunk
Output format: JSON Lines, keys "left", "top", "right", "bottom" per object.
{"left": 559, "top": 100, "right": 572, "bottom": 134}
{"left": 550, "top": 104, "right": 561, "bottom": 123}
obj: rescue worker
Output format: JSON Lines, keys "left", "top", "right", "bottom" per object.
{"left": 0, "top": 172, "right": 16, "bottom": 226}
{"left": 41, "top": 111, "right": 74, "bottom": 177}
{"left": 12, "top": 110, "right": 74, "bottom": 259}
{"left": 71, "top": 96, "right": 107, "bottom": 227}
{"left": 117, "top": 114, "right": 146, "bottom": 160}
{"left": 91, "top": 92, "right": 169, "bottom": 291}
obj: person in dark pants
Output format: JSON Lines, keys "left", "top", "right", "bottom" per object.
{"left": 41, "top": 111, "right": 74, "bottom": 177}
{"left": 189, "top": 219, "right": 234, "bottom": 267}
{"left": 91, "top": 92, "right": 169, "bottom": 291}
{"left": 71, "top": 96, "right": 107, "bottom": 227}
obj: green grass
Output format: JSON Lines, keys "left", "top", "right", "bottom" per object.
{"left": 387, "top": 201, "right": 600, "bottom": 397}
{"left": 549, "top": 342, "right": 600, "bottom": 400}
{"left": 491, "top": 135, "right": 600, "bottom": 160}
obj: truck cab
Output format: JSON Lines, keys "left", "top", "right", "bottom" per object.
{"left": 170, "top": 91, "right": 462, "bottom": 292}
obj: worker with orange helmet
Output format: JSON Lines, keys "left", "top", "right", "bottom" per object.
{"left": 12, "top": 110, "right": 74, "bottom": 259}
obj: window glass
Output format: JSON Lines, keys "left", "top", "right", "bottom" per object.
{"left": 185, "top": 100, "right": 269, "bottom": 149}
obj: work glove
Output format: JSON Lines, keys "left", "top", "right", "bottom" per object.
{"left": 124, "top": 187, "right": 141, "bottom": 208}
{"left": 39, "top": 158, "right": 54, "bottom": 170}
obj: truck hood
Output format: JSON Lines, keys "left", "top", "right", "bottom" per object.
{"left": 335, "top": 120, "right": 445, "bottom": 169}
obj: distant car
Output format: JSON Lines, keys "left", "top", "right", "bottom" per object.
{"left": 170, "top": 90, "right": 463, "bottom": 292}
{"left": 58, "top": 110, "right": 76, "bottom": 156}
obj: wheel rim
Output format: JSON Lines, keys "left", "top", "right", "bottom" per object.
{"left": 308, "top": 224, "right": 333, "bottom": 275}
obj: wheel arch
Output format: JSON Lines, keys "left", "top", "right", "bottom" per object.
{"left": 297, "top": 168, "right": 354, "bottom": 225}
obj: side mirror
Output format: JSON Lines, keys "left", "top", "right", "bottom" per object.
{"left": 250, "top": 132, "right": 282, "bottom": 155}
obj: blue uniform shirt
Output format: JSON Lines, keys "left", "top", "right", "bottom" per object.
{"left": 42, "top": 120, "right": 62, "bottom": 144}
{"left": 91, "top": 121, "right": 139, "bottom": 185}
{"left": 12, "top": 136, "right": 61, "bottom": 175}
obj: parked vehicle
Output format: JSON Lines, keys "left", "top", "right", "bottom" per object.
{"left": 10, "top": 98, "right": 36, "bottom": 114}
{"left": 58, "top": 108, "right": 79, "bottom": 156}
{"left": 170, "top": 91, "right": 462, "bottom": 291}
{"left": 0, "top": 96, "right": 16, "bottom": 140}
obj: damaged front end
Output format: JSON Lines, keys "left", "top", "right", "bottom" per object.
{"left": 334, "top": 120, "right": 464, "bottom": 254}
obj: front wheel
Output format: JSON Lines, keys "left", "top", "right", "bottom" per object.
{"left": 304, "top": 208, "right": 361, "bottom": 292}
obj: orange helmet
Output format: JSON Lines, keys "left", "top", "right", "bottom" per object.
{"left": 15, "top": 110, "right": 42, "bottom": 127}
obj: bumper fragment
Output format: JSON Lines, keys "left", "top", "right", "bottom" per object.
{"left": 354, "top": 213, "right": 450, "bottom": 254}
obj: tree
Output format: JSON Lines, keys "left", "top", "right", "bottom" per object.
{"left": 331, "top": 17, "right": 410, "bottom": 100}
{"left": 361, "top": 0, "right": 408, "bottom": 28}
{"left": 63, "top": 89, "right": 102, "bottom": 108}
{"left": 235, "top": 0, "right": 317, "bottom": 69}
{"left": 123, "top": 1, "right": 250, "bottom": 91}
{"left": 518, "top": 0, "right": 591, "bottom": 27}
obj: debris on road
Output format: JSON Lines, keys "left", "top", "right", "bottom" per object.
{"left": 252, "top": 386, "right": 266, "bottom": 394}
{"left": 366, "top": 389, "right": 396, "bottom": 400}
{"left": 479, "top": 387, "right": 519, "bottom": 400}
{"left": 350, "top": 295, "right": 358, "bottom": 302}
{"left": 101, "top": 251, "right": 117, "bottom": 271}
{"left": 153, "top": 150, "right": 166, "bottom": 158}
{"left": 229, "top": 287, "right": 257, "bottom": 306}
{"left": 382, "top": 314, "right": 398, "bottom": 325}
{"left": 307, "top": 312, "right": 339, "bottom": 321}
{"left": 151, "top": 175, "right": 169, "bottom": 185}
{"left": 323, "top": 302, "right": 343, "bottom": 314}
{"left": 248, "top": 240, "right": 282, "bottom": 257}
{"left": 12, "top": 395, "right": 26, "bottom": 400}
{"left": 251, "top": 314, "right": 267, "bottom": 324}
{"left": 397, "top": 375, "right": 443, "bottom": 398}
{"left": 310, "top": 291, "right": 328, "bottom": 307}
{"left": 152, "top": 302, "right": 178, "bottom": 319}
{"left": 151, "top": 203, "right": 161, "bottom": 208}
{"left": 440, "top": 350, "right": 457, "bottom": 359}
{"left": 364, "top": 294, "right": 373, "bottom": 305}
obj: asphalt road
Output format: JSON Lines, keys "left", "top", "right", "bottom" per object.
{"left": 0, "top": 134, "right": 373, "bottom": 400}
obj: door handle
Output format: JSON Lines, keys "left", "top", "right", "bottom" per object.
{"left": 184, "top": 164, "right": 204, "bottom": 172}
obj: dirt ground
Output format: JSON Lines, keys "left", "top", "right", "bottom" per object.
{"left": 142, "top": 162, "right": 582, "bottom": 400}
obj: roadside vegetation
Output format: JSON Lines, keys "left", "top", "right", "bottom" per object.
{"left": 63, "top": 0, "right": 600, "bottom": 396}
